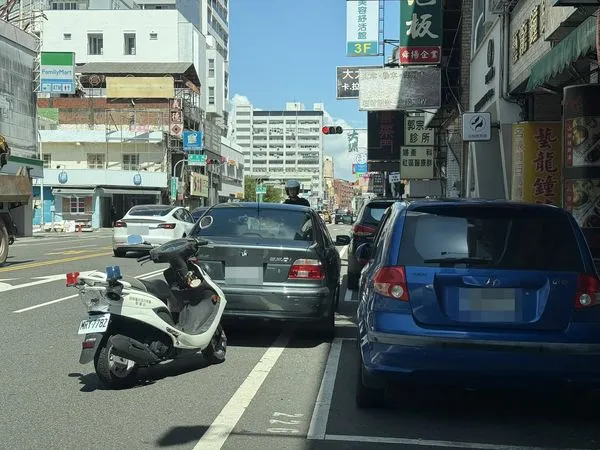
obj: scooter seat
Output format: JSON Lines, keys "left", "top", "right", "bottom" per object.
{"left": 122, "top": 276, "right": 173, "bottom": 305}
{"left": 139, "top": 279, "right": 174, "bottom": 305}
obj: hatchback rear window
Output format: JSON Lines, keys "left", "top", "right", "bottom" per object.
{"left": 191, "top": 207, "right": 314, "bottom": 241}
{"left": 398, "top": 205, "right": 584, "bottom": 272}
{"left": 363, "top": 202, "right": 394, "bottom": 224}
{"left": 128, "top": 207, "right": 173, "bottom": 217}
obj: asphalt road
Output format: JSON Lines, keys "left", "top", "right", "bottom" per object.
{"left": 2, "top": 226, "right": 600, "bottom": 449}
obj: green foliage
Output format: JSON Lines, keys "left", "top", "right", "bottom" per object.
{"left": 244, "top": 176, "right": 283, "bottom": 203}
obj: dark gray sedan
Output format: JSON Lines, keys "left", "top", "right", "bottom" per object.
{"left": 189, "top": 202, "right": 348, "bottom": 337}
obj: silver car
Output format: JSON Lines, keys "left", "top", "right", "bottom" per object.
{"left": 190, "top": 202, "right": 347, "bottom": 337}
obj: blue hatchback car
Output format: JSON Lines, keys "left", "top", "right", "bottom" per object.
{"left": 355, "top": 199, "right": 600, "bottom": 408}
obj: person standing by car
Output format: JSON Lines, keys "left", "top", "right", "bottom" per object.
{"left": 283, "top": 180, "right": 310, "bottom": 207}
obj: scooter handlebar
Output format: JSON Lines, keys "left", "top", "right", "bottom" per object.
{"left": 136, "top": 254, "right": 151, "bottom": 263}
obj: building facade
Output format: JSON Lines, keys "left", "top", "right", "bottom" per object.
{"left": 217, "top": 136, "right": 244, "bottom": 203}
{"left": 323, "top": 155, "right": 334, "bottom": 210}
{"left": 231, "top": 99, "right": 325, "bottom": 206}
{"left": 333, "top": 178, "right": 353, "bottom": 212}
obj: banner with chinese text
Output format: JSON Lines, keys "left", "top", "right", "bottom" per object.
{"left": 399, "top": 0, "right": 443, "bottom": 65}
{"left": 346, "top": 0, "right": 380, "bottom": 57}
{"left": 511, "top": 122, "right": 562, "bottom": 206}
{"left": 400, "top": 146, "right": 434, "bottom": 179}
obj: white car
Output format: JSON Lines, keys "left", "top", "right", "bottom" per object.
{"left": 112, "top": 205, "right": 196, "bottom": 257}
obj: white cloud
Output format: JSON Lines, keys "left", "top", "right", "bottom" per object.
{"left": 230, "top": 94, "right": 251, "bottom": 106}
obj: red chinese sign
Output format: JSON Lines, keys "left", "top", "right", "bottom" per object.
{"left": 398, "top": 46, "right": 441, "bottom": 64}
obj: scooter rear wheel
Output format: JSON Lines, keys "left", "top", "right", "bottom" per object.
{"left": 94, "top": 337, "right": 139, "bottom": 389}
{"left": 202, "top": 325, "right": 227, "bottom": 364}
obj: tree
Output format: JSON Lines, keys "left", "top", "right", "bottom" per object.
{"left": 243, "top": 176, "right": 283, "bottom": 203}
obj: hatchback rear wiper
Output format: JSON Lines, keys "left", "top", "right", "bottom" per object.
{"left": 423, "top": 257, "right": 493, "bottom": 265}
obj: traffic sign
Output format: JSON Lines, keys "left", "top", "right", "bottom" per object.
{"left": 462, "top": 112, "right": 492, "bottom": 142}
{"left": 188, "top": 154, "right": 207, "bottom": 166}
{"left": 170, "top": 177, "right": 178, "bottom": 200}
{"left": 256, "top": 185, "right": 267, "bottom": 195}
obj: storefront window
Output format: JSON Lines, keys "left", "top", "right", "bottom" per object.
{"left": 70, "top": 196, "right": 85, "bottom": 214}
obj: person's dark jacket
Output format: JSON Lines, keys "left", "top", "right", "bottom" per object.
{"left": 284, "top": 197, "right": 311, "bottom": 207}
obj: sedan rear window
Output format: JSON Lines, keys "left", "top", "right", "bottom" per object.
{"left": 128, "top": 206, "right": 173, "bottom": 216}
{"left": 398, "top": 206, "right": 584, "bottom": 272}
{"left": 363, "top": 202, "right": 394, "bottom": 224}
{"left": 191, "top": 207, "right": 314, "bottom": 241}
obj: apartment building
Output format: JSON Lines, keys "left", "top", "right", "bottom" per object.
{"left": 232, "top": 101, "right": 325, "bottom": 205}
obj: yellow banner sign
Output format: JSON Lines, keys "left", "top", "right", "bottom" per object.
{"left": 106, "top": 76, "right": 175, "bottom": 98}
{"left": 511, "top": 122, "right": 562, "bottom": 205}
{"left": 190, "top": 173, "right": 209, "bottom": 198}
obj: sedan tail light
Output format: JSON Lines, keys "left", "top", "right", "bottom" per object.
{"left": 288, "top": 259, "right": 325, "bottom": 280}
{"left": 157, "top": 223, "right": 176, "bottom": 229}
{"left": 114, "top": 221, "right": 126, "bottom": 228}
{"left": 353, "top": 224, "right": 376, "bottom": 237}
{"left": 575, "top": 273, "right": 600, "bottom": 309}
{"left": 373, "top": 266, "right": 409, "bottom": 301}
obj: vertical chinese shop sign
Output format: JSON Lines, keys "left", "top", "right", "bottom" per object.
{"left": 399, "top": 0, "right": 443, "bottom": 65}
{"left": 511, "top": 122, "right": 562, "bottom": 205}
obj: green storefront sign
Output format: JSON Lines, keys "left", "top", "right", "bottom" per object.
{"left": 398, "top": 0, "right": 443, "bottom": 65}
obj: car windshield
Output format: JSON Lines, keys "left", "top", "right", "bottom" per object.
{"left": 398, "top": 205, "right": 584, "bottom": 272}
{"left": 191, "top": 207, "right": 314, "bottom": 241}
{"left": 127, "top": 206, "right": 173, "bottom": 217}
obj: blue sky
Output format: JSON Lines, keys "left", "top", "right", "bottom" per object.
{"left": 229, "top": 0, "right": 400, "bottom": 179}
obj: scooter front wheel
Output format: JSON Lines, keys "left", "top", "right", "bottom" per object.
{"left": 202, "top": 324, "right": 227, "bottom": 365}
{"left": 94, "top": 336, "right": 139, "bottom": 389}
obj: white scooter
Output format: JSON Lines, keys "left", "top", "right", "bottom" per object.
{"left": 68, "top": 236, "right": 227, "bottom": 389}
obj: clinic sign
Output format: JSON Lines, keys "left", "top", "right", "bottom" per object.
{"left": 40, "top": 52, "right": 76, "bottom": 94}
{"left": 346, "top": 0, "right": 380, "bottom": 57}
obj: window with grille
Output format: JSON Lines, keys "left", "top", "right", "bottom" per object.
{"left": 70, "top": 197, "right": 85, "bottom": 214}
{"left": 43, "top": 154, "right": 52, "bottom": 169}
{"left": 87, "top": 153, "right": 104, "bottom": 169}
{"left": 88, "top": 33, "right": 103, "bottom": 55}
{"left": 123, "top": 154, "right": 140, "bottom": 170}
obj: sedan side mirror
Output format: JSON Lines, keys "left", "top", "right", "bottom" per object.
{"left": 335, "top": 234, "right": 351, "bottom": 246}
{"left": 356, "top": 242, "right": 372, "bottom": 266}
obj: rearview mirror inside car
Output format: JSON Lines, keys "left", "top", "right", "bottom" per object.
{"left": 336, "top": 235, "right": 351, "bottom": 246}
{"left": 356, "top": 243, "right": 372, "bottom": 265}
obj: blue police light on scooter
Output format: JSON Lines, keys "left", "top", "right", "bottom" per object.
{"left": 106, "top": 265, "right": 122, "bottom": 281}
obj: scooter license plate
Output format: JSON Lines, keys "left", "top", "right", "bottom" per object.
{"left": 77, "top": 314, "right": 110, "bottom": 335}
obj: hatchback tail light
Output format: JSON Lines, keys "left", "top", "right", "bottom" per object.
{"left": 353, "top": 224, "right": 376, "bottom": 237}
{"left": 158, "top": 223, "right": 176, "bottom": 229}
{"left": 288, "top": 259, "right": 325, "bottom": 280}
{"left": 575, "top": 273, "right": 600, "bottom": 309}
{"left": 114, "top": 221, "right": 126, "bottom": 228}
{"left": 373, "top": 266, "right": 409, "bottom": 301}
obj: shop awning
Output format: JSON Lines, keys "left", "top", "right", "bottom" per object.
{"left": 97, "top": 188, "right": 161, "bottom": 196}
{"left": 526, "top": 14, "right": 597, "bottom": 92}
{"left": 52, "top": 188, "right": 95, "bottom": 196}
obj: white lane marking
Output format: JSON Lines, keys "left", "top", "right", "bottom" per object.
{"left": 339, "top": 245, "right": 349, "bottom": 259}
{"left": 344, "top": 289, "right": 354, "bottom": 302}
{"left": 307, "top": 337, "right": 343, "bottom": 440}
{"left": 0, "top": 272, "right": 94, "bottom": 293}
{"left": 12, "top": 235, "right": 109, "bottom": 247}
{"left": 12, "top": 269, "right": 164, "bottom": 313}
{"left": 324, "top": 434, "right": 587, "bottom": 450}
{"left": 194, "top": 331, "right": 292, "bottom": 450}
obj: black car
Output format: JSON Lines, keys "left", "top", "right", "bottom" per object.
{"left": 347, "top": 197, "right": 400, "bottom": 290}
{"left": 190, "top": 202, "right": 347, "bottom": 337}
{"left": 191, "top": 207, "right": 208, "bottom": 222}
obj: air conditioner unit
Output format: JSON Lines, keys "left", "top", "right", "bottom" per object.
{"left": 130, "top": 48, "right": 136, "bottom": 55}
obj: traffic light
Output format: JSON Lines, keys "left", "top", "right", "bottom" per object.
{"left": 322, "top": 126, "right": 343, "bottom": 135}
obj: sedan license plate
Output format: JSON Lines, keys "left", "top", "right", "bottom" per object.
{"left": 77, "top": 313, "right": 110, "bottom": 335}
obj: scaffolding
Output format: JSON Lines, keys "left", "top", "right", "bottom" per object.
{"left": 0, "top": 0, "right": 47, "bottom": 93}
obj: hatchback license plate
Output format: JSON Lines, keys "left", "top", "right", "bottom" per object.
{"left": 77, "top": 314, "right": 110, "bottom": 335}
{"left": 459, "top": 288, "right": 516, "bottom": 312}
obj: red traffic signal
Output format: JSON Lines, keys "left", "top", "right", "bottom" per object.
{"left": 322, "top": 126, "right": 343, "bottom": 135}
